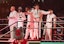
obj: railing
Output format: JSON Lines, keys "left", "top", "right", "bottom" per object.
{"left": 0, "top": 21, "right": 17, "bottom": 38}
{"left": 53, "top": 17, "right": 64, "bottom": 41}
{"left": 0, "top": 17, "right": 64, "bottom": 42}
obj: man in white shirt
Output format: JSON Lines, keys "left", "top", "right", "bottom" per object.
{"left": 45, "top": 10, "right": 56, "bottom": 40}
{"left": 8, "top": 6, "right": 18, "bottom": 42}
{"left": 17, "top": 7, "right": 26, "bottom": 28}
{"left": 31, "top": 4, "right": 41, "bottom": 39}
{"left": 31, "top": 4, "right": 50, "bottom": 39}
{"left": 24, "top": 7, "right": 34, "bottom": 40}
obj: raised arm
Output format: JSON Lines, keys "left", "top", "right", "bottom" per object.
{"left": 41, "top": 10, "right": 50, "bottom": 15}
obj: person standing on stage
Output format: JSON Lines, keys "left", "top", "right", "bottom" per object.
{"left": 17, "top": 7, "right": 26, "bottom": 28}
{"left": 8, "top": 6, "right": 17, "bottom": 42}
{"left": 31, "top": 4, "right": 41, "bottom": 39}
{"left": 31, "top": 4, "right": 50, "bottom": 39}
{"left": 45, "top": 9, "right": 56, "bottom": 40}
{"left": 24, "top": 7, "right": 34, "bottom": 40}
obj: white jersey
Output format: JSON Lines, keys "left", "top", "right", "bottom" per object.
{"left": 17, "top": 12, "right": 26, "bottom": 21}
{"left": 8, "top": 11, "right": 17, "bottom": 26}
{"left": 46, "top": 14, "right": 56, "bottom": 26}
{"left": 31, "top": 9, "right": 41, "bottom": 18}
{"left": 17, "top": 12, "right": 26, "bottom": 28}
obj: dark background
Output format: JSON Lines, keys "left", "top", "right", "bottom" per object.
{"left": 0, "top": 0, "right": 64, "bottom": 18}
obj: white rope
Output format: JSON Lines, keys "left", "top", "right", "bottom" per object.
{"left": 0, "top": 17, "right": 64, "bottom": 39}
{"left": 0, "top": 21, "right": 17, "bottom": 32}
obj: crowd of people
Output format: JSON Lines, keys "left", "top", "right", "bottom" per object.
{"left": 8, "top": 4, "right": 56, "bottom": 42}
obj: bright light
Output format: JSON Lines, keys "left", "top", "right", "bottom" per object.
{"left": 33, "top": 0, "right": 44, "bottom": 2}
